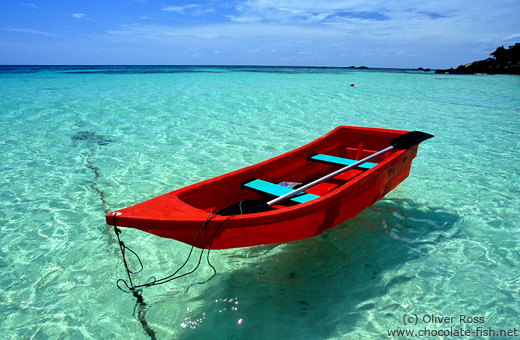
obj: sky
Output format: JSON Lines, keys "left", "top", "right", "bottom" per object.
{"left": 0, "top": 0, "right": 519, "bottom": 68}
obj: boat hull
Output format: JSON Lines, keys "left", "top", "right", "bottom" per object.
{"left": 106, "top": 126, "right": 420, "bottom": 249}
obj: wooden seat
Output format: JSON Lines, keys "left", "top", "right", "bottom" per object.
{"left": 244, "top": 179, "right": 319, "bottom": 203}
{"left": 309, "top": 154, "right": 377, "bottom": 170}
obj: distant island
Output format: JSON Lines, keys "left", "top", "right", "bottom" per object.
{"left": 436, "top": 43, "right": 520, "bottom": 75}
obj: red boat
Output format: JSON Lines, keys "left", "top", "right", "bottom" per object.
{"left": 106, "top": 126, "right": 432, "bottom": 249}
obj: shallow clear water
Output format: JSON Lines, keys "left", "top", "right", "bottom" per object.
{"left": 1, "top": 66, "right": 519, "bottom": 339}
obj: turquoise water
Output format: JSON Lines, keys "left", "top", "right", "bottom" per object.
{"left": 1, "top": 66, "right": 519, "bottom": 339}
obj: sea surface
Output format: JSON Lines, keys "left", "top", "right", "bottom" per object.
{"left": 1, "top": 65, "right": 519, "bottom": 339}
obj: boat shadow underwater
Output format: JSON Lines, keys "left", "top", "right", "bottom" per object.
{"left": 144, "top": 197, "right": 460, "bottom": 340}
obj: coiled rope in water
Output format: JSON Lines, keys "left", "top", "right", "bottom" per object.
{"left": 112, "top": 211, "right": 233, "bottom": 293}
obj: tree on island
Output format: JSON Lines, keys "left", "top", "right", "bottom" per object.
{"left": 436, "top": 43, "right": 520, "bottom": 75}
{"left": 491, "top": 43, "right": 519, "bottom": 64}
{"left": 491, "top": 46, "right": 508, "bottom": 62}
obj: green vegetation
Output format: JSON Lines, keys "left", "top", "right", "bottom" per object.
{"left": 436, "top": 43, "right": 520, "bottom": 75}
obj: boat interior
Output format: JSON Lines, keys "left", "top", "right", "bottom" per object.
{"left": 178, "top": 127, "right": 402, "bottom": 213}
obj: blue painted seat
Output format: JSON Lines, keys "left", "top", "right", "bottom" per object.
{"left": 309, "top": 154, "right": 377, "bottom": 170}
{"left": 244, "top": 179, "right": 319, "bottom": 204}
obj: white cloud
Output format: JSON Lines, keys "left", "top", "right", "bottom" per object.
{"left": 227, "top": 15, "right": 262, "bottom": 23}
{"left": 234, "top": 0, "right": 392, "bottom": 24}
{"left": 162, "top": 4, "right": 200, "bottom": 14}
{"left": 72, "top": 13, "right": 94, "bottom": 21}
{"left": 504, "top": 33, "right": 520, "bottom": 41}
{"left": 2, "top": 27, "right": 57, "bottom": 37}
{"left": 114, "top": 0, "right": 518, "bottom": 47}
{"left": 21, "top": 3, "right": 40, "bottom": 9}
{"left": 101, "top": 0, "right": 519, "bottom": 67}
{"left": 107, "top": 22, "right": 342, "bottom": 40}
{"left": 162, "top": 4, "right": 215, "bottom": 16}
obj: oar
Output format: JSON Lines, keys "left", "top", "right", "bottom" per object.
{"left": 218, "top": 131, "right": 433, "bottom": 215}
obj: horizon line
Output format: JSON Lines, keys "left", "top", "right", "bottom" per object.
{"left": 0, "top": 64, "right": 437, "bottom": 70}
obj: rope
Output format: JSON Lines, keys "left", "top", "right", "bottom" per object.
{"left": 77, "top": 130, "right": 233, "bottom": 338}
{"left": 185, "top": 214, "right": 233, "bottom": 292}
{"left": 79, "top": 139, "right": 156, "bottom": 340}
{"left": 113, "top": 213, "right": 142, "bottom": 291}
{"left": 85, "top": 145, "right": 110, "bottom": 214}
{"left": 132, "top": 289, "right": 157, "bottom": 340}
{"left": 111, "top": 210, "right": 231, "bottom": 340}
{"left": 113, "top": 210, "right": 233, "bottom": 292}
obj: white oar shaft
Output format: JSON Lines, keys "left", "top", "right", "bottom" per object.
{"left": 266, "top": 146, "right": 395, "bottom": 206}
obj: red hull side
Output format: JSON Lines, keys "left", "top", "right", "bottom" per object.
{"left": 106, "top": 126, "right": 420, "bottom": 249}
